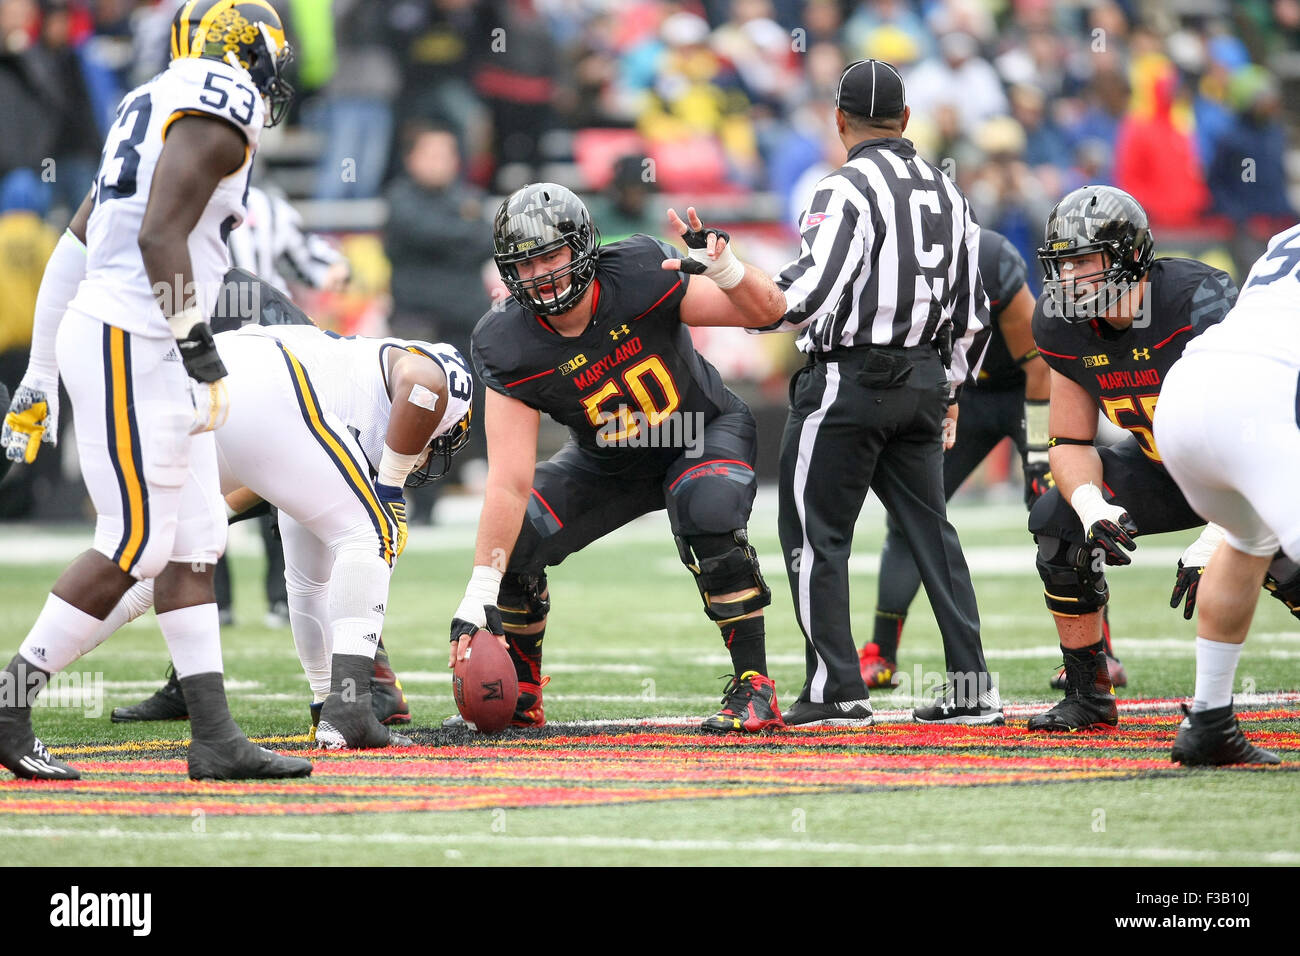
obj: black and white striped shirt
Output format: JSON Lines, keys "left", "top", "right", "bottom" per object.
{"left": 759, "top": 137, "right": 990, "bottom": 397}
{"left": 227, "top": 187, "right": 347, "bottom": 294}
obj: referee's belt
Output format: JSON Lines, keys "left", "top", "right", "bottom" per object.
{"left": 808, "top": 343, "right": 939, "bottom": 364}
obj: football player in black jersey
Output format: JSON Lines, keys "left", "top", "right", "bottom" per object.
{"left": 1026, "top": 185, "right": 1239, "bottom": 732}
{"left": 862, "top": 227, "right": 1076, "bottom": 687}
{"left": 446, "top": 184, "right": 789, "bottom": 733}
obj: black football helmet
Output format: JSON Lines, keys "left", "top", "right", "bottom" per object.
{"left": 493, "top": 183, "right": 601, "bottom": 316}
{"left": 407, "top": 407, "right": 472, "bottom": 487}
{"left": 171, "top": 0, "right": 295, "bottom": 127}
{"left": 1037, "top": 185, "right": 1155, "bottom": 323}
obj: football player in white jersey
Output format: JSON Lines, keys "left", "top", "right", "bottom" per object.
{"left": 0, "top": 1, "right": 309, "bottom": 780}
{"left": 82, "top": 299, "right": 474, "bottom": 750}
{"left": 1153, "top": 224, "right": 1300, "bottom": 766}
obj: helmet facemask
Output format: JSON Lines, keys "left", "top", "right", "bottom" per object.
{"left": 496, "top": 238, "right": 600, "bottom": 316}
{"left": 1040, "top": 243, "right": 1136, "bottom": 322}
{"left": 405, "top": 408, "right": 472, "bottom": 487}
{"left": 237, "top": 23, "right": 295, "bottom": 127}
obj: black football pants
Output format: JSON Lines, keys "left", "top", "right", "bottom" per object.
{"left": 777, "top": 347, "right": 987, "bottom": 704}
{"left": 878, "top": 385, "right": 1026, "bottom": 616}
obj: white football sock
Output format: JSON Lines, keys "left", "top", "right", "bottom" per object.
{"left": 327, "top": 549, "right": 389, "bottom": 661}
{"left": 81, "top": 580, "right": 156, "bottom": 656}
{"left": 19, "top": 594, "right": 104, "bottom": 673}
{"left": 1191, "top": 636, "right": 1243, "bottom": 712}
{"left": 158, "top": 604, "right": 223, "bottom": 678}
{"left": 287, "top": 589, "right": 332, "bottom": 702}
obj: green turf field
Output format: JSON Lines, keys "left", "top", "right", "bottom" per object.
{"left": 1, "top": 491, "right": 1296, "bottom": 866}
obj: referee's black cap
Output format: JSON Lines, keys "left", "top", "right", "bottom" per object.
{"left": 835, "top": 58, "right": 907, "bottom": 118}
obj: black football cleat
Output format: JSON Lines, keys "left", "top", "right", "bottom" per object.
{"left": 315, "top": 693, "right": 411, "bottom": 750}
{"left": 1028, "top": 648, "right": 1118, "bottom": 732}
{"left": 0, "top": 707, "right": 79, "bottom": 780}
{"left": 188, "top": 734, "right": 312, "bottom": 780}
{"left": 371, "top": 639, "right": 411, "bottom": 725}
{"left": 702, "top": 671, "right": 784, "bottom": 733}
{"left": 782, "top": 697, "right": 874, "bottom": 727}
{"left": 1171, "top": 703, "right": 1282, "bottom": 766}
{"left": 912, "top": 682, "right": 1004, "bottom": 726}
{"left": 1051, "top": 655, "right": 1128, "bottom": 690}
{"left": 110, "top": 665, "right": 188, "bottom": 722}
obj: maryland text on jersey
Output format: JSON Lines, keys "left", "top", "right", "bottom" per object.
{"left": 170, "top": 0, "right": 294, "bottom": 126}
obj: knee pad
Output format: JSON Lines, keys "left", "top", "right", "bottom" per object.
{"left": 498, "top": 572, "right": 550, "bottom": 630}
{"left": 1035, "top": 534, "right": 1108, "bottom": 616}
{"left": 676, "top": 530, "right": 771, "bottom": 622}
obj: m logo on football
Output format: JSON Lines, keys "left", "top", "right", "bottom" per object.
{"left": 481, "top": 679, "right": 505, "bottom": 701}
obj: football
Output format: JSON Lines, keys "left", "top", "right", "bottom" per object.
{"left": 452, "top": 630, "right": 519, "bottom": 733}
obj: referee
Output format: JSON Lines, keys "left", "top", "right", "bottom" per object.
{"left": 679, "top": 59, "right": 1000, "bottom": 726}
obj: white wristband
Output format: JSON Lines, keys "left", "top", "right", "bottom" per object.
{"left": 1070, "top": 482, "right": 1121, "bottom": 529}
{"left": 1182, "top": 522, "right": 1226, "bottom": 567}
{"left": 686, "top": 245, "right": 745, "bottom": 290}
{"left": 167, "top": 304, "right": 205, "bottom": 340}
{"left": 378, "top": 444, "right": 421, "bottom": 488}
{"left": 454, "top": 565, "right": 504, "bottom": 628}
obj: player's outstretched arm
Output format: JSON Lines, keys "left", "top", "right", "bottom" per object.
{"left": 662, "top": 206, "right": 787, "bottom": 329}
{"left": 1, "top": 189, "right": 95, "bottom": 464}
{"left": 449, "top": 389, "right": 539, "bottom": 666}
{"left": 139, "top": 113, "right": 247, "bottom": 382}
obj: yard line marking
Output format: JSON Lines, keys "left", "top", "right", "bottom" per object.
{"left": 0, "top": 827, "right": 1294, "bottom": 863}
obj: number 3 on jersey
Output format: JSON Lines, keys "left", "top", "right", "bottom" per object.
{"left": 581, "top": 356, "right": 681, "bottom": 441}
{"left": 96, "top": 93, "right": 152, "bottom": 201}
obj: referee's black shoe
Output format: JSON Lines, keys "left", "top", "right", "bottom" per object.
{"left": 912, "top": 683, "right": 1004, "bottom": 726}
{"left": 783, "top": 697, "right": 874, "bottom": 727}
{"left": 1170, "top": 703, "right": 1280, "bottom": 766}
{"left": 1027, "top": 648, "right": 1118, "bottom": 732}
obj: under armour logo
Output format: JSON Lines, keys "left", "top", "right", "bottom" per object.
{"left": 1132, "top": 348, "right": 1151, "bottom": 361}
{"left": 609, "top": 324, "right": 631, "bottom": 342}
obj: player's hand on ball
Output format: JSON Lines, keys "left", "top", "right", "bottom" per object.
{"left": 1169, "top": 560, "right": 1203, "bottom": 620}
{"left": 448, "top": 606, "right": 507, "bottom": 668}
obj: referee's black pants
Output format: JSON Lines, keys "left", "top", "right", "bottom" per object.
{"left": 777, "top": 346, "right": 988, "bottom": 704}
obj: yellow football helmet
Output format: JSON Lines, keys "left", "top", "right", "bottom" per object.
{"left": 170, "top": 0, "right": 295, "bottom": 126}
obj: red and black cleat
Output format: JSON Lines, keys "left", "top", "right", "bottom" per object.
{"left": 702, "top": 671, "right": 784, "bottom": 733}
{"left": 858, "top": 642, "right": 901, "bottom": 689}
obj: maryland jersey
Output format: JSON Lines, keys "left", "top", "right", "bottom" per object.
{"left": 972, "top": 228, "right": 1030, "bottom": 391}
{"left": 70, "top": 57, "right": 265, "bottom": 338}
{"left": 1032, "top": 257, "right": 1237, "bottom": 465}
{"left": 472, "top": 235, "right": 744, "bottom": 471}
{"left": 221, "top": 324, "right": 472, "bottom": 473}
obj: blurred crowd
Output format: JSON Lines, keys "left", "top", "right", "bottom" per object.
{"left": 3, "top": 0, "right": 1300, "bottom": 516}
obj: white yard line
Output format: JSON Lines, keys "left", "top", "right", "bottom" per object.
{"left": 0, "top": 826, "right": 1293, "bottom": 864}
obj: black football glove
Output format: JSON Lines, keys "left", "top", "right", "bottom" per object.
{"left": 1082, "top": 514, "right": 1139, "bottom": 567}
{"left": 1169, "top": 560, "right": 1203, "bottom": 620}
{"left": 677, "top": 222, "right": 732, "bottom": 275}
{"left": 177, "top": 322, "right": 228, "bottom": 383}
{"left": 1024, "top": 462, "right": 1054, "bottom": 508}
{"left": 450, "top": 606, "right": 504, "bottom": 644}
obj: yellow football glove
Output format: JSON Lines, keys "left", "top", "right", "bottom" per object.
{"left": 375, "top": 482, "right": 409, "bottom": 559}
{"left": 2, "top": 385, "right": 54, "bottom": 464}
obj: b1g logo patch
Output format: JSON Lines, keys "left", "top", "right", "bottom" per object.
{"left": 559, "top": 353, "right": 588, "bottom": 375}
{"left": 1083, "top": 354, "right": 1110, "bottom": 368}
